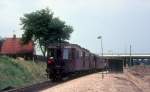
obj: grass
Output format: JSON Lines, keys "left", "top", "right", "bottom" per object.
{"left": 0, "top": 56, "right": 47, "bottom": 90}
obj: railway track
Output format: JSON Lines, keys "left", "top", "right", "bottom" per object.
{"left": 2, "top": 81, "right": 57, "bottom": 92}
{"left": 1, "top": 71, "right": 102, "bottom": 92}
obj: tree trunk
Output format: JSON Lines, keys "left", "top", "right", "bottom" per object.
{"left": 39, "top": 44, "right": 47, "bottom": 59}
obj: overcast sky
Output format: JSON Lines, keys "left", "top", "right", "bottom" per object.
{"left": 0, "top": 0, "right": 150, "bottom": 54}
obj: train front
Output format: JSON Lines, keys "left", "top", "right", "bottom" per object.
{"left": 46, "top": 45, "right": 66, "bottom": 81}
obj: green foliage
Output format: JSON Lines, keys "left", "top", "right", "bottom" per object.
{"left": 20, "top": 8, "right": 73, "bottom": 56}
{"left": 0, "top": 37, "right": 5, "bottom": 51}
{"left": 0, "top": 56, "right": 47, "bottom": 90}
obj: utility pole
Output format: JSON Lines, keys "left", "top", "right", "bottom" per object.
{"left": 97, "top": 36, "right": 104, "bottom": 79}
{"left": 129, "top": 45, "right": 132, "bottom": 67}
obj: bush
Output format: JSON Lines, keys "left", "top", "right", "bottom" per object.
{"left": 0, "top": 56, "right": 47, "bottom": 90}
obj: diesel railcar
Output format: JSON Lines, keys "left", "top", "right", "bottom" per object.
{"left": 46, "top": 43, "right": 106, "bottom": 81}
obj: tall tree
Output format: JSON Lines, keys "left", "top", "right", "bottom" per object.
{"left": 20, "top": 8, "right": 73, "bottom": 57}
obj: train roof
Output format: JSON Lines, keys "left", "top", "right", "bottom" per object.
{"left": 48, "top": 43, "right": 90, "bottom": 53}
{"left": 48, "top": 43, "right": 101, "bottom": 57}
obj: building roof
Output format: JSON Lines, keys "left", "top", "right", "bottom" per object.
{"left": 1, "top": 36, "right": 34, "bottom": 55}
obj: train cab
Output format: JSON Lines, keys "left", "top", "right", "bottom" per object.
{"left": 46, "top": 44, "right": 73, "bottom": 80}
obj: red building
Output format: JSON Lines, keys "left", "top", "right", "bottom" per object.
{"left": 0, "top": 35, "right": 34, "bottom": 59}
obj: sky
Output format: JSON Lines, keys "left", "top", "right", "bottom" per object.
{"left": 0, "top": 0, "right": 150, "bottom": 54}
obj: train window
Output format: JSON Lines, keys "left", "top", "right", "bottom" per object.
{"left": 63, "top": 48, "right": 69, "bottom": 60}
{"left": 86, "top": 52, "right": 89, "bottom": 56}
{"left": 48, "top": 49, "right": 56, "bottom": 59}
{"left": 80, "top": 51, "right": 83, "bottom": 57}
{"left": 83, "top": 52, "right": 85, "bottom": 57}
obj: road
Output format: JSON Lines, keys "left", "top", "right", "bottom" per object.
{"left": 40, "top": 72, "right": 143, "bottom": 92}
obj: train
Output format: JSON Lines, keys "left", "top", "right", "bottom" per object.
{"left": 46, "top": 43, "right": 107, "bottom": 81}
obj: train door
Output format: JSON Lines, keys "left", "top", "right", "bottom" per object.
{"left": 94, "top": 56, "right": 97, "bottom": 69}
{"left": 83, "top": 51, "right": 86, "bottom": 69}
{"left": 89, "top": 54, "right": 91, "bottom": 68}
{"left": 47, "top": 47, "right": 63, "bottom": 65}
{"left": 62, "top": 48, "right": 71, "bottom": 72}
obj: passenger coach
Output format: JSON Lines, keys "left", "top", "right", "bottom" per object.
{"left": 46, "top": 43, "right": 105, "bottom": 81}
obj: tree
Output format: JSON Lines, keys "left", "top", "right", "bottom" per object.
{"left": 20, "top": 8, "right": 73, "bottom": 57}
{"left": 0, "top": 37, "right": 5, "bottom": 51}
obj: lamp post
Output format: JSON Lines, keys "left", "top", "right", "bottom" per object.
{"left": 97, "top": 35, "right": 104, "bottom": 79}
{"left": 97, "top": 36, "right": 103, "bottom": 59}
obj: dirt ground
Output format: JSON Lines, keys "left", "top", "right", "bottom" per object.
{"left": 40, "top": 71, "right": 149, "bottom": 92}
{"left": 127, "top": 66, "right": 150, "bottom": 92}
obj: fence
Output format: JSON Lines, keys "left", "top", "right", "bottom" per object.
{"left": 34, "top": 55, "right": 47, "bottom": 62}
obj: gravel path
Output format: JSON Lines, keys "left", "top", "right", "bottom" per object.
{"left": 40, "top": 72, "right": 143, "bottom": 92}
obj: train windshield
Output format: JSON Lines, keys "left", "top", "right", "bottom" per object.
{"left": 48, "top": 48, "right": 70, "bottom": 60}
{"left": 48, "top": 48, "right": 60, "bottom": 60}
